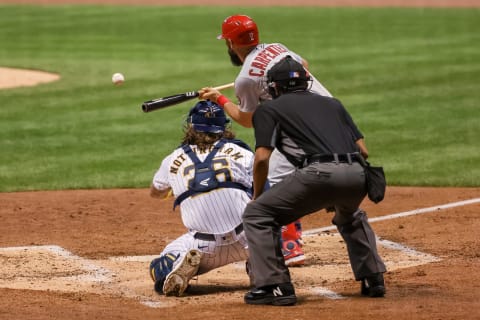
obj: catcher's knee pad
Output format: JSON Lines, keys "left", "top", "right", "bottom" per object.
{"left": 149, "top": 253, "right": 179, "bottom": 293}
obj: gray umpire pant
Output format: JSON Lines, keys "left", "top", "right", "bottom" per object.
{"left": 243, "top": 161, "right": 386, "bottom": 288}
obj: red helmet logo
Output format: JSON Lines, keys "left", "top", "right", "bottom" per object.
{"left": 217, "top": 15, "right": 259, "bottom": 47}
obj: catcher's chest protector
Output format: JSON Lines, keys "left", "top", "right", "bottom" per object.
{"left": 173, "top": 140, "right": 225, "bottom": 209}
{"left": 173, "top": 139, "right": 250, "bottom": 209}
{"left": 185, "top": 141, "right": 224, "bottom": 192}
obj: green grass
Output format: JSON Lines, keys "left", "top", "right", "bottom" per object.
{"left": 0, "top": 5, "right": 479, "bottom": 191}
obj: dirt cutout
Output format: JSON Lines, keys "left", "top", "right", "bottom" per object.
{"left": 0, "top": 67, "right": 60, "bottom": 89}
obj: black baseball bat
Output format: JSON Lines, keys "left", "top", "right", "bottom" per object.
{"left": 141, "top": 82, "right": 234, "bottom": 113}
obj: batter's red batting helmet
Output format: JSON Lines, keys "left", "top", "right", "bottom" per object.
{"left": 217, "top": 15, "right": 259, "bottom": 47}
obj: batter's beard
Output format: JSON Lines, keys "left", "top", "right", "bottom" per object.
{"left": 228, "top": 48, "right": 243, "bottom": 66}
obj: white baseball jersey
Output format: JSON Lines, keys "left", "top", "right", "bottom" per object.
{"left": 235, "top": 42, "right": 333, "bottom": 113}
{"left": 152, "top": 139, "right": 253, "bottom": 276}
{"left": 152, "top": 140, "right": 254, "bottom": 234}
{"left": 234, "top": 43, "right": 333, "bottom": 184}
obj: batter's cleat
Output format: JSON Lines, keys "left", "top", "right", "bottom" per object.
{"left": 294, "top": 220, "right": 304, "bottom": 246}
{"left": 296, "top": 237, "right": 305, "bottom": 247}
{"left": 361, "top": 273, "right": 386, "bottom": 297}
{"left": 162, "top": 249, "right": 202, "bottom": 297}
{"left": 282, "top": 240, "right": 305, "bottom": 267}
{"left": 244, "top": 282, "right": 297, "bottom": 306}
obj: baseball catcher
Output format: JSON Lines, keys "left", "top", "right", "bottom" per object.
{"left": 148, "top": 100, "right": 254, "bottom": 296}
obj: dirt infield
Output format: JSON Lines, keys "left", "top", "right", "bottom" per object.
{"left": 1, "top": 187, "right": 479, "bottom": 319}
{"left": 1, "top": 0, "right": 480, "bottom": 319}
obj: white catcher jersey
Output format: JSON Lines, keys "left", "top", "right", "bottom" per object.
{"left": 235, "top": 43, "right": 332, "bottom": 113}
{"left": 152, "top": 140, "right": 254, "bottom": 234}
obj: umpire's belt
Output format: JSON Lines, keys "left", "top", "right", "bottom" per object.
{"left": 194, "top": 224, "right": 244, "bottom": 242}
{"left": 304, "top": 153, "right": 359, "bottom": 167}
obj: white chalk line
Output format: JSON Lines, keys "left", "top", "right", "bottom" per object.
{"left": 308, "top": 287, "right": 346, "bottom": 300}
{"left": 140, "top": 300, "right": 167, "bottom": 308}
{"left": 299, "top": 197, "right": 480, "bottom": 299}
{"left": 378, "top": 238, "right": 440, "bottom": 262}
{"left": 0, "top": 244, "right": 112, "bottom": 283}
{"left": 303, "top": 197, "right": 480, "bottom": 235}
{"left": 1, "top": 197, "right": 478, "bottom": 306}
{"left": 109, "top": 255, "right": 157, "bottom": 262}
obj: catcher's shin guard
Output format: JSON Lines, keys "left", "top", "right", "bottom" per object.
{"left": 163, "top": 249, "right": 202, "bottom": 297}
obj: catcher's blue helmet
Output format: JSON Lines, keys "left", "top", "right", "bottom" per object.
{"left": 187, "top": 100, "right": 230, "bottom": 133}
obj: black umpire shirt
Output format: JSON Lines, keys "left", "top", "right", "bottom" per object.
{"left": 252, "top": 91, "right": 364, "bottom": 168}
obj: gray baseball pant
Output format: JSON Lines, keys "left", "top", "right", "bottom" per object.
{"left": 243, "top": 161, "right": 386, "bottom": 288}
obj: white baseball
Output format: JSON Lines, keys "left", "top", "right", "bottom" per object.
{"left": 112, "top": 73, "right": 125, "bottom": 85}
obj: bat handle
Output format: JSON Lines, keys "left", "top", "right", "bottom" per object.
{"left": 212, "top": 82, "right": 234, "bottom": 91}
{"left": 195, "top": 82, "right": 234, "bottom": 102}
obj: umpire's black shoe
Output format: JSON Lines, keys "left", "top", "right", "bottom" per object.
{"left": 244, "top": 282, "right": 297, "bottom": 306}
{"left": 361, "top": 273, "right": 386, "bottom": 297}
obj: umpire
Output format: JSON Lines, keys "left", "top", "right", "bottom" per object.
{"left": 243, "top": 56, "right": 386, "bottom": 306}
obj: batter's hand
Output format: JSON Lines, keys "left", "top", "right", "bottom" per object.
{"left": 198, "top": 87, "right": 222, "bottom": 104}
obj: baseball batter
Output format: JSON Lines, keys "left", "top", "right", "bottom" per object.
{"left": 149, "top": 100, "right": 254, "bottom": 297}
{"left": 199, "top": 14, "right": 333, "bottom": 266}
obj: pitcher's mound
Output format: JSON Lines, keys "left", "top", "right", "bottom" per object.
{"left": 0, "top": 67, "right": 60, "bottom": 89}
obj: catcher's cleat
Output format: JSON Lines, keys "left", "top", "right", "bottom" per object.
{"left": 150, "top": 253, "right": 179, "bottom": 294}
{"left": 244, "top": 282, "right": 297, "bottom": 306}
{"left": 282, "top": 240, "right": 305, "bottom": 267}
{"left": 361, "top": 273, "right": 386, "bottom": 298}
{"left": 163, "top": 249, "right": 202, "bottom": 297}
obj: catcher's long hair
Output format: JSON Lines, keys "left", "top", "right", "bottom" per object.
{"left": 181, "top": 125, "right": 235, "bottom": 153}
